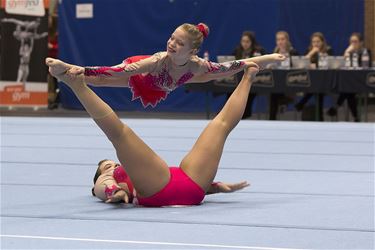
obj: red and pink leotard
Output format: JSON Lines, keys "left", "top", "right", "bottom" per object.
{"left": 84, "top": 52, "right": 245, "bottom": 108}
{"left": 124, "top": 55, "right": 194, "bottom": 108}
{"left": 113, "top": 166, "right": 205, "bottom": 207}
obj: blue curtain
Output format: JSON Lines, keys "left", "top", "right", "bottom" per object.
{"left": 58, "top": 0, "right": 364, "bottom": 112}
{"left": 278, "top": 0, "right": 363, "bottom": 55}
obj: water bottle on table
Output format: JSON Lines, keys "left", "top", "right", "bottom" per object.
{"left": 344, "top": 56, "right": 351, "bottom": 69}
{"left": 352, "top": 52, "right": 359, "bottom": 69}
{"left": 361, "top": 49, "right": 369, "bottom": 69}
{"left": 318, "top": 53, "right": 328, "bottom": 69}
{"left": 280, "top": 54, "right": 290, "bottom": 69}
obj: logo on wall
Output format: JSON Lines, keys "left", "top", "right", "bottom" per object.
{"left": 5, "top": 0, "right": 45, "bottom": 16}
{"left": 1, "top": 18, "right": 47, "bottom": 84}
{"left": 286, "top": 70, "right": 311, "bottom": 87}
{"left": 366, "top": 72, "right": 375, "bottom": 88}
{"left": 253, "top": 70, "right": 274, "bottom": 87}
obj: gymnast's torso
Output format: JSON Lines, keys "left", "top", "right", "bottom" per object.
{"left": 84, "top": 51, "right": 243, "bottom": 107}
{"left": 123, "top": 52, "right": 209, "bottom": 107}
{"left": 127, "top": 52, "right": 206, "bottom": 90}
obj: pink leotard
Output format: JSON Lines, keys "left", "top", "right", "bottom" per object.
{"left": 124, "top": 55, "right": 194, "bottom": 108}
{"left": 84, "top": 52, "right": 245, "bottom": 108}
{"left": 113, "top": 166, "right": 205, "bottom": 207}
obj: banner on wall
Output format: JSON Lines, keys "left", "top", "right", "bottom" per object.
{"left": 5, "top": 0, "right": 45, "bottom": 16}
{"left": 0, "top": 0, "right": 48, "bottom": 107}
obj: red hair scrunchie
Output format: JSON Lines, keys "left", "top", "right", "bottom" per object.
{"left": 196, "top": 24, "right": 208, "bottom": 38}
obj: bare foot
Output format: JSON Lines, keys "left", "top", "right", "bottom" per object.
{"left": 45, "top": 58, "right": 71, "bottom": 77}
{"left": 245, "top": 62, "right": 260, "bottom": 70}
{"left": 58, "top": 71, "right": 85, "bottom": 89}
{"left": 244, "top": 63, "right": 259, "bottom": 80}
{"left": 45, "top": 58, "right": 84, "bottom": 78}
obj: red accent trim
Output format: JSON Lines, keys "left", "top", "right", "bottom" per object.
{"left": 105, "top": 185, "right": 120, "bottom": 198}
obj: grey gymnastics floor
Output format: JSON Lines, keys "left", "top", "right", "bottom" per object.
{"left": 1, "top": 117, "right": 374, "bottom": 250}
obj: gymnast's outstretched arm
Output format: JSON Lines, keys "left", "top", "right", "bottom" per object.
{"left": 46, "top": 53, "right": 160, "bottom": 87}
{"left": 206, "top": 181, "right": 250, "bottom": 195}
{"left": 82, "top": 54, "right": 161, "bottom": 87}
{"left": 188, "top": 53, "right": 285, "bottom": 83}
{"left": 95, "top": 179, "right": 249, "bottom": 204}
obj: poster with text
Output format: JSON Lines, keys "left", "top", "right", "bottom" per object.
{"left": 0, "top": 0, "right": 49, "bottom": 107}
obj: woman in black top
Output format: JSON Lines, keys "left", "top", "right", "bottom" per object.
{"left": 294, "top": 32, "right": 333, "bottom": 121}
{"left": 229, "top": 31, "right": 266, "bottom": 119}
{"left": 270, "top": 31, "right": 298, "bottom": 120}
{"left": 327, "top": 32, "right": 372, "bottom": 122}
{"left": 273, "top": 31, "right": 298, "bottom": 57}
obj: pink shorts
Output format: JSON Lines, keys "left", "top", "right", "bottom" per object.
{"left": 137, "top": 167, "right": 205, "bottom": 207}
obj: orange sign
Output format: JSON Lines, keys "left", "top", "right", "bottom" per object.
{"left": 0, "top": 81, "right": 47, "bottom": 107}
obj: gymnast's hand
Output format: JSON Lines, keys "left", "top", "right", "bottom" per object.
{"left": 216, "top": 181, "right": 250, "bottom": 193}
{"left": 105, "top": 189, "right": 130, "bottom": 203}
{"left": 207, "top": 181, "right": 250, "bottom": 194}
{"left": 270, "top": 53, "right": 286, "bottom": 62}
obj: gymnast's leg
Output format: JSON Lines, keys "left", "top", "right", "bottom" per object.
{"left": 46, "top": 58, "right": 131, "bottom": 87}
{"left": 179, "top": 65, "right": 259, "bottom": 191}
{"left": 49, "top": 68, "right": 170, "bottom": 197}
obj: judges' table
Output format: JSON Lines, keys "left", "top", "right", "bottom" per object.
{"left": 185, "top": 69, "right": 375, "bottom": 120}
